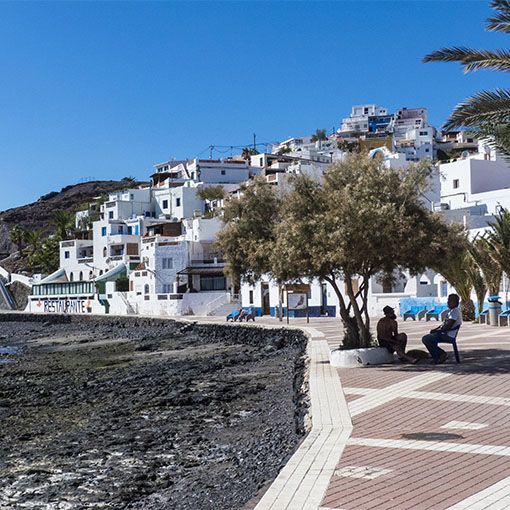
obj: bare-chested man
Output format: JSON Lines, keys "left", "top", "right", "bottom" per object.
{"left": 377, "top": 305, "right": 417, "bottom": 364}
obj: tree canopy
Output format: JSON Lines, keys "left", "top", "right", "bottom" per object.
{"left": 217, "top": 154, "right": 465, "bottom": 347}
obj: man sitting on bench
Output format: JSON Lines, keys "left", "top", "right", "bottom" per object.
{"left": 377, "top": 306, "right": 417, "bottom": 364}
{"left": 422, "top": 293, "right": 462, "bottom": 364}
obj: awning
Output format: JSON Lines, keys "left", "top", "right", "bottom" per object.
{"left": 38, "top": 268, "right": 67, "bottom": 284}
{"left": 177, "top": 266, "right": 226, "bottom": 276}
{"left": 95, "top": 263, "right": 127, "bottom": 282}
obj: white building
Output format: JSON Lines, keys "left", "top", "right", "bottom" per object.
{"left": 340, "top": 104, "right": 391, "bottom": 134}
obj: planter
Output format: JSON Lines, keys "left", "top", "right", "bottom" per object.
{"left": 330, "top": 347, "right": 394, "bottom": 367}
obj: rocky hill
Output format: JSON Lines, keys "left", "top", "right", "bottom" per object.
{"left": 0, "top": 180, "right": 149, "bottom": 256}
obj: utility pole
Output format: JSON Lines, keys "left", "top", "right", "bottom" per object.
{"left": 209, "top": 145, "right": 213, "bottom": 160}
{"left": 253, "top": 133, "right": 256, "bottom": 152}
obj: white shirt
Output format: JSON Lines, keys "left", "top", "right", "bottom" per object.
{"left": 444, "top": 306, "right": 462, "bottom": 337}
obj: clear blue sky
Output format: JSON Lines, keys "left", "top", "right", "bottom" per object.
{"left": 0, "top": 0, "right": 506, "bottom": 211}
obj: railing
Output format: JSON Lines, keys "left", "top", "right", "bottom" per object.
{"left": 109, "top": 232, "right": 136, "bottom": 236}
{"left": 204, "top": 293, "right": 229, "bottom": 315}
{"left": 108, "top": 255, "right": 123, "bottom": 261}
{"left": 190, "top": 259, "right": 225, "bottom": 265}
{"left": 77, "top": 257, "right": 93, "bottom": 263}
{"left": 61, "top": 241, "right": 75, "bottom": 247}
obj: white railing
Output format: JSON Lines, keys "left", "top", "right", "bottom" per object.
{"left": 204, "top": 293, "right": 229, "bottom": 315}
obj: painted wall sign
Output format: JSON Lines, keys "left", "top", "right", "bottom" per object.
{"left": 39, "top": 299, "right": 93, "bottom": 314}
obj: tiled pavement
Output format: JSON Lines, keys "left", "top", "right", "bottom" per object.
{"left": 190, "top": 315, "right": 510, "bottom": 509}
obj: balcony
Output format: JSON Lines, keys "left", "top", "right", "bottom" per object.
{"left": 77, "top": 257, "right": 93, "bottom": 264}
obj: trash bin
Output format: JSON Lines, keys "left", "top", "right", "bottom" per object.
{"left": 488, "top": 296, "right": 502, "bottom": 326}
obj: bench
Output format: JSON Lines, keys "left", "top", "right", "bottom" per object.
{"left": 425, "top": 305, "right": 448, "bottom": 322}
{"left": 403, "top": 305, "right": 427, "bottom": 321}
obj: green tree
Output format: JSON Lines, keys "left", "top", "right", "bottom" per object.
{"left": 311, "top": 128, "right": 327, "bottom": 149}
{"left": 37, "top": 238, "right": 60, "bottom": 273}
{"left": 434, "top": 250, "right": 476, "bottom": 320}
{"left": 423, "top": 1, "right": 510, "bottom": 154}
{"left": 25, "top": 230, "right": 43, "bottom": 258}
{"left": 219, "top": 155, "right": 465, "bottom": 348}
{"left": 487, "top": 209, "right": 510, "bottom": 303}
{"left": 467, "top": 239, "right": 489, "bottom": 314}
{"left": 216, "top": 178, "right": 282, "bottom": 286}
{"left": 196, "top": 185, "right": 225, "bottom": 217}
{"left": 8, "top": 225, "right": 27, "bottom": 256}
{"left": 469, "top": 236, "right": 502, "bottom": 301}
{"left": 51, "top": 210, "right": 75, "bottom": 240}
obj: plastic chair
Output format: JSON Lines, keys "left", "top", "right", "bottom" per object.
{"left": 432, "top": 324, "right": 461, "bottom": 363}
{"left": 226, "top": 311, "right": 240, "bottom": 322}
{"left": 498, "top": 309, "right": 510, "bottom": 327}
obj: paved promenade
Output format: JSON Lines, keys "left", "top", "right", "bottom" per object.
{"left": 197, "top": 315, "right": 510, "bottom": 509}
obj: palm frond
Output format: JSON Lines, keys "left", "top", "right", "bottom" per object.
{"left": 443, "top": 89, "right": 510, "bottom": 130}
{"left": 423, "top": 47, "right": 510, "bottom": 73}
{"left": 487, "top": 1, "right": 510, "bottom": 32}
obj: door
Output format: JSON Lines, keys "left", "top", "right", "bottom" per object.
{"left": 261, "top": 283, "right": 270, "bottom": 315}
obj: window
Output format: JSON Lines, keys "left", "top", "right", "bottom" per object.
{"left": 221, "top": 170, "right": 226, "bottom": 175}
{"left": 145, "top": 211, "right": 151, "bottom": 217}
{"left": 162, "top": 257, "right": 173, "bottom": 269}
{"left": 425, "top": 148, "right": 429, "bottom": 152}
{"left": 176, "top": 198, "right": 181, "bottom": 207}
{"left": 162, "top": 200, "right": 168, "bottom": 209}
{"left": 127, "top": 226, "right": 132, "bottom": 235}
{"left": 453, "top": 179, "right": 460, "bottom": 189}
{"left": 260, "top": 157, "right": 264, "bottom": 166}
{"left": 200, "top": 275, "right": 226, "bottom": 291}
{"left": 163, "top": 283, "right": 172, "bottom": 293}
{"left": 249, "top": 290, "right": 253, "bottom": 304}
{"left": 79, "top": 271, "right": 83, "bottom": 281}
{"left": 70, "top": 272, "right": 74, "bottom": 282}
{"left": 119, "top": 226, "right": 123, "bottom": 233}
{"left": 89, "top": 271, "right": 93, "bottom": 280}
{"left": 144, "top": 284, "right": 150, "bottom": 294}
{"left": 109, "top": 211, "right": 114, "bottom": 219}
{"left": 102, "top": 227, "right": 107, "bottom": 236}
{"left": 420, "top": 131, "right": 428, "bottom": 136}
{"left": 130, "top": 194, "right": 134, "bottom": 200}
{"left": 64, "top": 251, "right": 70, "bottom": 259}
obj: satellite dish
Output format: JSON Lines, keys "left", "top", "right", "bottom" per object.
{"left": 461, "top": 151, "right": 469, "bottom": 159}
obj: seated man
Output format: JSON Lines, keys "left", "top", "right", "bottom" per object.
{"left": 377, "top": 306, "right": 417, "bottom": 364}
{"left": 422, "top": 293, "right": 462, "bottom": 364}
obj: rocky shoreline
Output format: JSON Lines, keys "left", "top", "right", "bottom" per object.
{"left": 0, "top": 315, "right": 309, "bottom": 509}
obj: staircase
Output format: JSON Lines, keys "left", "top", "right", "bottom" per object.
{"left": 0, "top": 279, "right": 14, "bottom": 310}
{"left": 206, "top": 300, "right": 240, "bottom": 317}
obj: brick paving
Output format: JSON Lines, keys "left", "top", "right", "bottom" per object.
{"left": 190, "top": 315, "right": 510, "bottom": 509}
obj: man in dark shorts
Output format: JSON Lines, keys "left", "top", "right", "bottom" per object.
{"left": 377, "top": 305, "right": 417, "bottom": 363}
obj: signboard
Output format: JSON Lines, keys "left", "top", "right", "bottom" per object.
{"left": 36, "top": 299, "right": 93, "bottom": 314}
{"left": 286, "top": 287, "right": 310, "bottom": 324}
{"left": 288, "top": 293, "right": 307, "bottom": 310}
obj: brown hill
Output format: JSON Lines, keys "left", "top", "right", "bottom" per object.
{"left": 0, "top": 180, "right": 149, "bottom": 256}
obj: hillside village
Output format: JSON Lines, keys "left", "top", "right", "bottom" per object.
{"left": 2, "top": 103, "right": 510, "bottom": 319}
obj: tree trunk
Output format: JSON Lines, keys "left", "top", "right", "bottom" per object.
{"left": 460, "top": 299, "right": 475, "bottom": 321}
{"left": 326, "top": 276, "right": 359, "bottom": 347}
{"left": 345, "top": 275, "right": 371, "bottom": 348}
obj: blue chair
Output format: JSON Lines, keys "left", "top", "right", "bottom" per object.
{"left": 432, "top": 325, "right": 461, "bottom": 363}
{"left": 498, "top": 309, "right": 510, "bottom": 327}
{"left": 403, "top": 305, "right": 427, "bottom": 321}
{"left": 479, "top": 309, "right": 489, "bottom": 324}
{"left": 226, "top": 311, "right": 241, "bottom": 322}
{"left": 425, "top": 305, "right": 448, "bottom": 322}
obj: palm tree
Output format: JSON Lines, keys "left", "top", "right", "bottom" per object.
{"left": 311, "top": 128, "right": 327, "bottom": 149}
{"left": 487, "top": 209, "right": 510, "bottom": 305}
{"left": 423, "top": 0, "right": 510, "bottom": 154}
{"left": 437, "top": 251, "right": 476, "bottom": 320}
{"left": 467, "top": 240, "right": 488, "bottom": 314}
{"left": 8, "top": 225, "right": 26, "bottom": 256}
{"left": 25, "top": 230, "right": 43, "bottom": 258}
{"left": 51, "top": 210, "right": 75, "bottom": 240}
{"left": 469, "top": 236, "right": 502, "bottom": 302}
